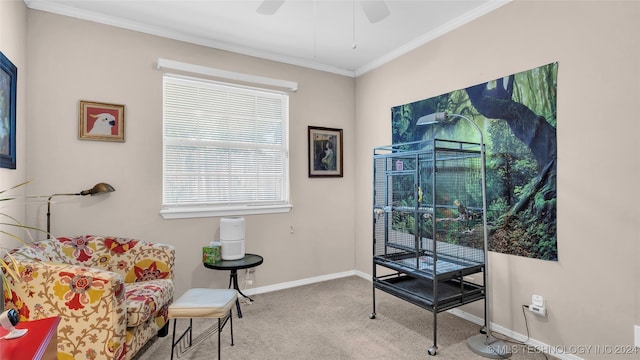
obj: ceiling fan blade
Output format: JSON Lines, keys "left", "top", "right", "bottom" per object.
{"left": 256, "top": 0, "right": 285, "bottom": 15}
{"left": 361, "top": 0, "right": 390, "bottom": 24}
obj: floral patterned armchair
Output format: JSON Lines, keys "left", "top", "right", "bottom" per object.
{"left": 1, "top": 235, "right": 175, "bottom": 360}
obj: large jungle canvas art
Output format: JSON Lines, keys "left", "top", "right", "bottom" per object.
{"left": 391, "top": 62, "right": 558, "bottom": 261}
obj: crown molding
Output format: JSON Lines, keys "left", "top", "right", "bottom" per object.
{"left": 24, "top": 0, "right": 356, "bottom": 77}
{"left": 25, "top": 0, "right": 510, "bottom": 78}
{"left": 354, "top": 0, "right": 511, "bottom": 76}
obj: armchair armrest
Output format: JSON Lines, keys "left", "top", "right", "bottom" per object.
{"left": 5, "top": 260, "right": 128, "bottom": 359}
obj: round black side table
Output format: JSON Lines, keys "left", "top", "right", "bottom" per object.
{"left": 203, "top": 253, "right": 264, "bottom": 318}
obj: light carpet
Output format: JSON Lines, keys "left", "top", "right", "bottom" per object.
{"left": 134, "top": 276, "right": 553, "bottom": 360}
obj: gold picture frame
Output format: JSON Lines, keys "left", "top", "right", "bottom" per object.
{"left": 79, "top": 100, "right": 125, "bottom": 142}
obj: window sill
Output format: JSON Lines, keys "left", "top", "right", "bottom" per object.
{"left": 160, "top": 204, "right": 292, "bottom": 219}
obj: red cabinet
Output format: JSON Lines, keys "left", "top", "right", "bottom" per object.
{"left": 0, "top": 316, "right": 60, "bottom": 360}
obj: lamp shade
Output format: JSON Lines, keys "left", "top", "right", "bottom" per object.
{"left": 416, "top": 112, "right": 447, "bottom": 125}
{"left": 80, "top": 183, "right": 115, "bottom": 196}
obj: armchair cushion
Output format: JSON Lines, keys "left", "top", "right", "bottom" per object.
{"left": 125, "top": 279, "right": 173, "bottom": 327}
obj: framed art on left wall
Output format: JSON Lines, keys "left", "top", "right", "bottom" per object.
{"left": 79, "top": 100, "right": 125, "bottom": 142}
{"left": 0, "top": 51, "right": 17, "bottom": 169}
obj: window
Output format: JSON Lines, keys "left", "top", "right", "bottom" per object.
{"left": 161, "top": 74, "right": 290, "bottom": 219}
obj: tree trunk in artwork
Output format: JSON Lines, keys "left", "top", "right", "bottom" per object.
{"left": 465, "top": 78, "right": 557, "bottom": 173}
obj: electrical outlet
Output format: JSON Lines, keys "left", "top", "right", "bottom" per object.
{"left": 528, "top": 304, "right": 546, "bottom": 317}
{"left": 529, "top": 294, "right": 546, "bottom": 317}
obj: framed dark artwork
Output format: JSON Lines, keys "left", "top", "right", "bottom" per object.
{"left": 308, "top": 126, "right": 343, "bottom": 177}
{"left": 0, "top": 51, "right": 17, "bottom": 169}
{"left": 79, "top": 100, "right": 125, "bottom": 142}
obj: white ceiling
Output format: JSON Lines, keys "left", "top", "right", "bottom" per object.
{"left": 24, "top": 0, "right": 509, "bottom": 77}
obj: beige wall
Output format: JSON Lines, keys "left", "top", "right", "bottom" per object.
{"left": 355, "top": 1, "right": 639, "bottom": 358}
{"left": 24, "top": 10, "right": 355, "bottom": 297}
{"left": 0, "top": 0, "right": 28, "bottom": 249}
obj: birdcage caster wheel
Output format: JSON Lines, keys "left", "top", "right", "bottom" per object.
{"left": 369, "top": 313, "right": 376, "bottom": 319}
{"left": 428, "top": 346, "right": 438, "bottom": 356}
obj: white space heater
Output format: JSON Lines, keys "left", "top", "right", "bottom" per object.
{"left": 220, "top": 217, "right": 245, "bottom": 260}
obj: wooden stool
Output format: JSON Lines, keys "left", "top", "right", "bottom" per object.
{"left": 168, "top": 288, "right": 238, "bottom": 360}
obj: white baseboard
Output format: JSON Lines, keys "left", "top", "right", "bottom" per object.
{"left": 635, "top": 325, "right": 640, "bottom": 348}
{"left": 447, "top": 308, "right": 584, "bottom": 360}
{"left": 241, "top": 270, "right": 364, "bottom": 296}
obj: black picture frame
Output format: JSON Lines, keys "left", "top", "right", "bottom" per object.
{"left": 308, "top": 126, "right": 343, "bottom": 177}
{"left": 0, "top": 51, "right": 17, "bottom": 169}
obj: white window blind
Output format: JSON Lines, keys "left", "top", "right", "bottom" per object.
{"left": 161, "top": 74, "right": 291, "bottom": 219}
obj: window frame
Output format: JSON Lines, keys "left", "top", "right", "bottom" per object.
{"left": 160, "top": 73, "right": 292, "bottom": 219}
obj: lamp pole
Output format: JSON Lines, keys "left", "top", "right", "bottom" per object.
{"left": 47, "top": 193, "right": 77, "bottom": 238}
{"left": 417, "top": 112, "right": 511, "bottom": 359}
{"left": 46, "top": 183, "right": 115, "bottom": 238}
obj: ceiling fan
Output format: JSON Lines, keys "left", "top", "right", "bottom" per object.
{"left": 256, "top": 0, "right": 390, "bottom": 24}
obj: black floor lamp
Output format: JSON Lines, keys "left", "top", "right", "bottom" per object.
{"left": 417, "top": 112, "right": 511, "bottom": 359}
{"left": 46, "top": 182, "right": 115, "bottom": 238}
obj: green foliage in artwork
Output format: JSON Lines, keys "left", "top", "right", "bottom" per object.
{"left": 488, "top": 197, "right": 509, "bottom": 223}
{"left": 511, "top": 64, "right": 558, "bottom": 127}
{"left": 392, "top": 105, "right": 413, "bottom": 139}
{"left": 490, "top": 164, "right": 557, "bottom": 260}
{"left": 390, "top": 62, "right": 558, "bottom": 261}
